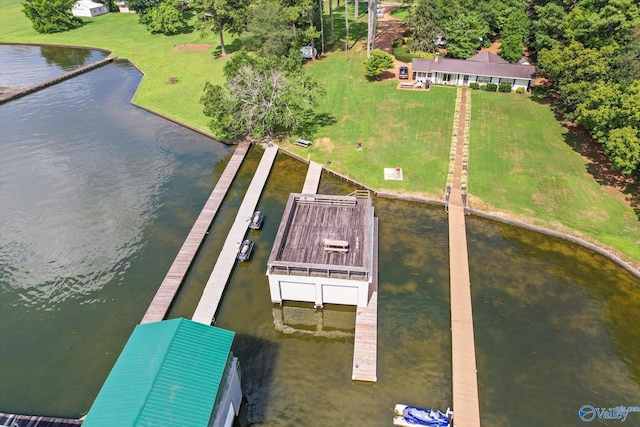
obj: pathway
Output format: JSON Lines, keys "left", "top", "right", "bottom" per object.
{"left": 192, "top": 143, "right": 279, "bottom": 325}
{"left": 141, "top": 142, "right": 250, "bottom": 324}
{"left": 447, "top": 88, "right": 481, "bottom": 427}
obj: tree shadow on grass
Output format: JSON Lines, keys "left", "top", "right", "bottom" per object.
{"left": 529, "top": 84, "right": 639, "bottom": 220}
{"left": 563, "top": 125, "right": 639, "bottom": 220}
{"left": 211, "top": 38, "right": 243, "bottom": 57}
{"left": 295, "top": 111, "right": 337, "bottom": 139}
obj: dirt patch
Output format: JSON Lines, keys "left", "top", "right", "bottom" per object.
{"left": 315, "top": 137, "right": 335, "bottom": 153}
{"left": 172, "top": 44, "right": 212, "bottom": 51}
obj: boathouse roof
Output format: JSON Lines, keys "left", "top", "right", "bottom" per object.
{"left": 82, "top": 318, "right": 234, "bottom": 427}
{"left": 267, "top": 193, "right": 374, "bottom": 280}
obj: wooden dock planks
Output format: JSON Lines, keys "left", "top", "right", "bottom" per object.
{"left": 191, "top": 143, "right": 279, "bottom": 325}
{"left": 447, "top": 87, "right": 481, "bottom": 427}
{"left": 301, "top": 160, "right": 323, "bottom": 194}
{"left": 141, "top": 142, "right": 250, "bottom": 324}
{"left": 352, "top": 218, "right": 378, "bottom": 383}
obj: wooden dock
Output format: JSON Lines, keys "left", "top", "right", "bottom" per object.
{"left": 448, "top": 88, "right": 481, "bottom": 427}
{"left": 191, "top": 143, "right": 279, "bottom": 325}
{"left": 141, "top": 142, "right": 250, "bottom": 324}
{"left": 352, "top": 218, "right": 378, "bottom": 383}
{"left": 301, "top": 161, "right": 323, "bottom": 194}
{"left": 0, "top": 413, "right": 83, "bottom": 427}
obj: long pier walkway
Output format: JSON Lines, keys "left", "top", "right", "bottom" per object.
{"left": 352, "top": 218, "right": 379, "bottom": 383}
{"left": 192, "top": 143, "right": 279, "bottom": 325}
{"left": 447, "top": 88, "right": 481, "bottom": 426}
{"left": 301, "top": 161, "right": 323, "bottom": 194}
{"left": 141, "top": 141, "right": 250, "bottom": 324}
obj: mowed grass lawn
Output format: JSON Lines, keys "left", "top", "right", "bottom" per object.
{"left": 0, "top": 0, "right": 228, "bottom": 130}
{"left": 287, "top": 49, "right": 455, "bottom": 196}
{"left": 470, "top": 90, "right": 640, "bottom": 262}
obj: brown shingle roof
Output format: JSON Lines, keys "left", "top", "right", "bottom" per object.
{"left": 412, "top": 57, "right": 535, "bottom": 80}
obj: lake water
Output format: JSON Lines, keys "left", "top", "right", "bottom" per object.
{"left": 0, "top": 45, "right": 638, "bottom": 426}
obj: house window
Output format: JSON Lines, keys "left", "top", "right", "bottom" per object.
{"left": 477, "top": 76, "right": 491, "bottom": 84}
{"left": 442, "top": 74, "right": 452, "bottom": 83}
{"left": 500, "top": 78, "right": 515, "bottom": 86}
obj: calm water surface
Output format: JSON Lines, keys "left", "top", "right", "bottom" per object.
{"left": 0, "top": 46, "right": 638, "bottom": 427}
{"left": 0, "top": 45, "right": 108, "bottom": 88}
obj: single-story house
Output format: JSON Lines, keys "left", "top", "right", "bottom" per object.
{"left": 412, "top": 52, "right": 536, "bottom": 92}
{"left": 71, "top": 0, "right": 109, "bottom": 17}
{"left": 82, "top": 318, "right": 243, "bottom": 427}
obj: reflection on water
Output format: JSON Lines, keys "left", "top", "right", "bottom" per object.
{"left": 0, "top": 56, "right": 232, "bottom": 415}
{"left": 0, "top": 45, "right": 639, "bottom": 427}
{"left": 0, "top": 45, "right": 107, "bottom": 89}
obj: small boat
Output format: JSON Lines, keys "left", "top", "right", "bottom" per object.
{"left": 248, "top": 211, "right": 264, "bottom": 230}
{"left": 237, "top": 239, "right": 254, "bottom": 261}
{"left": 393, "top": 404, "right": 452, "bottom": 427}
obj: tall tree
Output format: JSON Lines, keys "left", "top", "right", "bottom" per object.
{"left": 125, "top": 0, "right": 162, "bottom": 23}
{"left": 201, "top": 61, "right": 325, "bottom": 140}
{"left": 409, "top": 0, "right": 440, "bottom": 53}
{"left": 193, "top": 0, "right": 248, "bottom": 55}
{"left": 344, "top": 0, "right": 349, "bottom": 55}
{"left": 146, "top": 0, "right": 186, "bottom": 34}
{"left": 444, "top": 12, "right": 489, "bottom": 58}
{"left": 22, "top": 0, "right": 82, "bottom": 34}
{"left": 242, "top": 0, "right": 297, "bottom": 57}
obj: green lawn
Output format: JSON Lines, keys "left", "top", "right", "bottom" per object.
{"left": 470, "top": 90, "right": 640, "bottom": 261}
{"left": 0, "top": 1, "right": 229, "bottom": 130}
{"left": 296, "top": 50, "right": 455, "bottom": 196}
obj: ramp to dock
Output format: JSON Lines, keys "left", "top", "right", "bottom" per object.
{"left": 141, "top": 142, "right": 250, "bottom": 324}
{"left": 352, "top": 218, "right": 379, "bottom": 383}
{"left": 301, "top": 161, "right": 323, "bottom": 194}
{"left": 192, "top": 143, "right": 279, "bottom": 325}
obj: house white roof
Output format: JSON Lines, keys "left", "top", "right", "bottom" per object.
{"left": 412, "top": 55, "right": 536, "bottom": 80}
{"left": 74, "top": 0, "right": 106, "bottom": 9}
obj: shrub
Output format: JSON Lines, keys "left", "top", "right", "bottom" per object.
{"left": 364, "top": 49, "right": 395, "bottom": 80}
{"left": 486, "top": 83, "right": 498, "bottom": 92}
{"left": 392, "top": 38, "right": 404, "bottom": 49}
{"left": 516, "top": 87, "right": 525, "bottom": 94}
{"left": 499, "top": 84, "right": 512, "bottom": 92}
{"left": 469, "top": 82, "right": 480, "bottom": 90}
{"left": 479, "top": 84, "right": 487, "bottom": 91}
{"left": 392, "top": 46, "right": 414, "bottom": 63}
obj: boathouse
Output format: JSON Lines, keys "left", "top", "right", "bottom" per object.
{"left": 267, "top": 193, "right": 376, "bottom": 308}
{"left": 82, "top": 318, "right": 242, "bottom": 427}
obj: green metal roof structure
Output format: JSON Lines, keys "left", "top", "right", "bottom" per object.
{"left": 83, "top": 318, "right": 235, "bottom": 427}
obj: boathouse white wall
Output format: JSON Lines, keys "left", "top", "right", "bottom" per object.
{"left": 72, "top": 0, "right": 109, "bottom": 17}
{"left": 268, "top": 275, "right": 371, "bottom": 308}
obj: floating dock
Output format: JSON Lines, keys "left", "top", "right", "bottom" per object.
{"left": 141, "top": 142, "right": 250, "bottom": 324}
{"left": 352, "top": 218, "right": 378, "bottom": 383}
{"left": 192, "top": 143, "right": 279, "bottom": 325}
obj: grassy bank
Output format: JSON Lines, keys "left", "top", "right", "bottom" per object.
{"left": 0, "top": 1, "right": 228, "bottom": 130}
{"left": 470, "top": 90, "right": 640, "bottom": 262}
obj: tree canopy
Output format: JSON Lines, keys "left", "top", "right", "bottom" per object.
{"left": 22, "top": 0, "right": 82, "bottom": 34}
{"left": 201, "top": 57, "right": 325, "bottom": 140}
{"left": 146, "top": 0, "right": 187, "bottom": 34}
